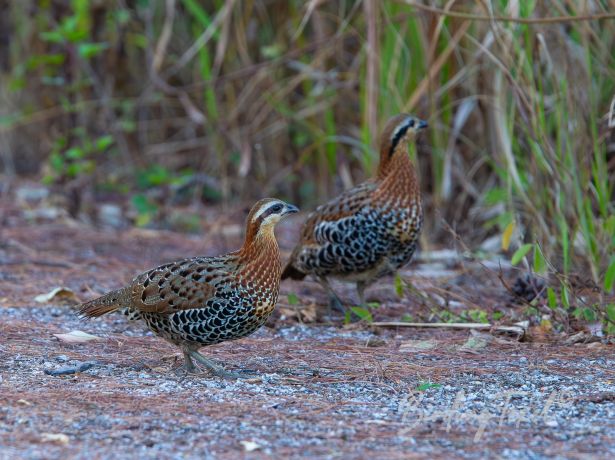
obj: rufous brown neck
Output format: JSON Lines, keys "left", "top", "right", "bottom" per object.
{"left": 374, "top": 143, "right": 421, "bottom": 207}
{"left": 237, "top": 224, "right": 282, "bottom": 282}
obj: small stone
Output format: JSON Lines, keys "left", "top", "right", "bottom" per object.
{"left": 98, "top": 204, "right": 125, "bottom": 229}
{"left": 16, "top": 185, "right": 49, "bottom": 203}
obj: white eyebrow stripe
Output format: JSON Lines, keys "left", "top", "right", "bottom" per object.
{"left": 252, "top": 202, "right": 277, "bottom": 220}
{"left": 390, "top": 117, "right": 413, "bottom": 141}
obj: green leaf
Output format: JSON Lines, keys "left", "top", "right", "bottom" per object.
{"left": 66, "top": 163, "right": 81, "bottom": 178}
{"left": 547, "top": 287, "right": 557, "bottom": 310}
{"left": 8, "top": 77, "right": 25, "bottom": 92}
{"left": 533, "top": 245, "right": 547, "bottom": 274}
{"left": 416, "top": 382, "right": 442, "bottom": 392}
{"left": 583, "top": 307, "right": 596, "bottom": 322}
{"left": 468, "top": 309, "right": 489, "bottom": 324}
{"left": 115, "top": 9, "right": 131, "bottom": 25}
{"left": 604, "top": 258, "right": 615, "bottom": 293}
{"left": 484, "top": 187, "right": 507, "bottom": 205}
{"left": 344, "top": 310, "right": 352, "bottom": 325}
{"left": 287, "top": 293, "right": 299, "bottom": 306}
{"left": 27, "top": 53, "right": 65, "bottom": 68}
{"left": 561, "top": 283, "right": 570, "bottom": 308}
{"left": 49, "top": 152, "right": 64, "bottom": 173}
{"left": 261, "top": 44, "right": 283, "bottom": 59}
{"left": 511, "top": 244, "right": 533, "bottom": 265}
{"left": 40, "top": 30, "right": 65, "bottom": 44}
{"left": 78, "top": 42, "right": 109, "bottom": 59}
{"left": 95, "top": 135, "right": 114, "bottom": 151}
{"left": 137, "top": 165, "right": 171, "bottom": 188}
{"left": 131, "top": 194, "right": 158, "bottom": 215}
{"left": 64, "top": 147, "right": 85, "bottom": 160}
{"left": 394, "top": 274, "right": 404, "bottom": 298}
{"left": 350, "top": 306, "right": 373, "bottom": 323}
{"left": 605, "top": 304, "right": 615, "bottom": 323}
{"left": 135, "top": 213, "right": 151, "bottom": 227}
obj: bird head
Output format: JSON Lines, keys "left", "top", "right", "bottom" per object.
{"left": 244, "top": 198, "right": 299, "bottom": 243}
{"left": 379, "top": 114, "right": 428, "bottom": 159}
{"left": 377, "top": 114, "right": 428, "bottom": 177}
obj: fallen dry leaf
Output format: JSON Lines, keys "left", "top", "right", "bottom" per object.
{"left": 240, "top": 440, "right": 261, "bottom": 452}
{"left": 564, "top": 331, "right": 588, "bottom": 345}
{"left": 279, "top": 303, "right": 318, "bottom": 323}
{"left": 459, "top": 333, "right": 489, "bottom": 353}
{"left": 469, "top": 329, "right": 514, "bottom": 345}
{"left": 53, "top": 330, "right": 101, "bottom": 344}
{"left": 34, "top": 287, "right": 78, "bottom": 304}
{"left": 41, "top": 433, "right": 69, "bottom": 445}
{"left": 365, "top": 337, "right": 387, "bottom": 347}
{"left": 399, "top": 339, "right": 437, "bottom": 352}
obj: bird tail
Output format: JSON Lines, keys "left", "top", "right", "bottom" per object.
{"left": 281, "top": 262, "right": 306, "bottom": 280}
{"left": 78, "top": 287, "right": 131, "bottom": 318}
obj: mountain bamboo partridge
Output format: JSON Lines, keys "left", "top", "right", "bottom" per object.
{"left": 282, "top": 114, "right": 427, "bottom": 311}
{"left": 79, "top": 198, "right": 298, "bottom": 378}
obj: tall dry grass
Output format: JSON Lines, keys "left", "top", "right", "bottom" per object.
{"left": 0, "top": 1, "right": 614, "bottom": 320}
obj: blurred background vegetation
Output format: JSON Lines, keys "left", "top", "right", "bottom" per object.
{"left": 0, "top": 1, "right": 614, "bottom": 325}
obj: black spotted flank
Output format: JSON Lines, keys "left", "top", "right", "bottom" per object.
{"left": 388, "top": 118, "right": 414, "bottom": 157}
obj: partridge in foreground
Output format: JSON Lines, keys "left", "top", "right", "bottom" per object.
{"left": 79, "top": 198, "right": 298, "bottom": 378}
{"left": 282, "top": 114, "right": 427, "bottom": 310}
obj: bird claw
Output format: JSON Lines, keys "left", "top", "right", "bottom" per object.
{"left": 328, "top": 295, "right": 346, "bottom": 314}
{"left": 210, "top": 368, "right": 256, "bottom": 380}
{"left": 188, "top": 351, "right": 256, "bottom": 380}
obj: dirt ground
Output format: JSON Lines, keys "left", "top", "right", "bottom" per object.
{"left": 1, "top": 201, "right": 614, "bottom": 459}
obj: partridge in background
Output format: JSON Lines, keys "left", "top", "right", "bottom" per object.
{"left": 282, "top": 114, "right": 427, "bottom": 310}
{"left": 79, "top": 198, "right": 298, "bottom": 378}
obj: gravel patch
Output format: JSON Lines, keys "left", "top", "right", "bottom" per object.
{"left": 1, "top": 306, "right": 613, "bottom": 459}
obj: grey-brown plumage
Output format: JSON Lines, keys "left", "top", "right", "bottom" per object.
{"left": 79, "top": 198, "right": 298, "bottom": 378}
{"left": 282, "top": 114, "right": 427, "bottom": 310}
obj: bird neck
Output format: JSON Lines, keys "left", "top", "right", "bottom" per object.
{"left": 237, "top": 225, "right": 281, "bottom": 279}
{"left": 374, "top": 149, "right": 420, "bottom": 206}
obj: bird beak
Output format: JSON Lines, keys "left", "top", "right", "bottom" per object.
{"left": 417, "top": 120, "right": 428, "bottom": 129}
{"left": 283, "top": 203, "right": 299, "bottom": 215}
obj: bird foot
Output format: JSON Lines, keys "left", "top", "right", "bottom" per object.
{"left": 208, "top": 366, "right": 256, "bottom": 380}
{"left": 173, "top": 366, "right": 201, "bottom": 378}
{"left": 323, "top": 294, "right": 347, "bottom": 320}
{"left": 160, "top": 355, "right": 179, "bottom": 362}
{"left": 189, "top": 351, "right": 255, "bottom": 380}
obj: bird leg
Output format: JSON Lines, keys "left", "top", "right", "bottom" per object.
{"left": 317, "top": 276, "right": 345, "bottom": 314}
{"left": 188, "top": 350, "right": 250, "bottom": 379}
{"left": 182, "top": 351, "right": 198, "bottom": 373}
{"left": 356, "top": 280, "right": 367, "bottom": 307}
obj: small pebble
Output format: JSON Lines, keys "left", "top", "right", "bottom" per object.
{"left": 45, "top": 362, "right": 95, "bottom": 376}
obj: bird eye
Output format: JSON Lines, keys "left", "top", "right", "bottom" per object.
{"left": 270, "top": 204, "right": 283, "bottom": 213}
{"left": 408, "top": 119, "right": 415, "bottom": 128}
